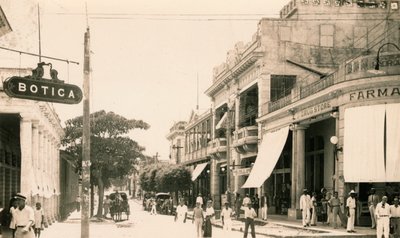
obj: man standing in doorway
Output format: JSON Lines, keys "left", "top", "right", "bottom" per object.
{"left": 300, "top": 189, "right": 311, "bottom": 227}
{"left": 375, "top": 196, "right": 391, "bottom": 238}
{"left": 368, "top": 188, "right": 379, "bottom": 229}
{"left": 346, "top": 190, "right": 357, "bottom": 233}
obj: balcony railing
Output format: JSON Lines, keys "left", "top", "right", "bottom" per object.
{"left": 263, "top": 52, "right": 400, "bottom": 114}
{"left": 208, "top": 138, "right": 227, "bottom": 157}
{"left": 233, "top": 126, "right": 258, "bottom": 153}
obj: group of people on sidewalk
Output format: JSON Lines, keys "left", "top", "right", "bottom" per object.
{"left": 0, "top": 193, "right": 45, "bottom": 238}
{"left": 299, "top": 187, "right": 400, "bottom": 238}
{"left": 173, "top": 193, "right": 259, "bottom": 238}
{"left": 367, "top": 188, "right": 400, "bottom": 238}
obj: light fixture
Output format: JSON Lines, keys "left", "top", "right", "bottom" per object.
{"left": 330, "top": 136, "right": 343, "bottom": 160}
{"left": 374, "top": 43, "right": 400, "bottom": 70}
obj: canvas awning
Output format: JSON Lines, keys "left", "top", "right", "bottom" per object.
{"left": 344, "top": 103, "right": 400, "bottom": 182}
{"left": 242, "top": 126, "right": 289, "bottom": 188}
{"left": 215, "top": 113, "right": 227, "bottom": 130}
{"left": 191, "top": 162, "right": 208, "bottom": 181}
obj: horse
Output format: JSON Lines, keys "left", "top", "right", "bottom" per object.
{"left": 110, "top": 192, "right": 130, "bottom": 222}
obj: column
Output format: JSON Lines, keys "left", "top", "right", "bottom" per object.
{"left": 32, "top": 122, "right": 39, "bottom": 198}
{"left": 288, "top": 124, "right": 307, "bottom": 220}
{"left": 38, "top": 126, "right": 44, "bottom": 208}
{"left": 210, "top": 158, "right": 220, "bottom": 209}
{"left": 20, "top": 117, "right": 33, "bottom": 203}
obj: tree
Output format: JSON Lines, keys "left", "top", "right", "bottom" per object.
{"left": 62, "top": 110, "right": 149, "bottom": 217}
{"left": 139, "top": 163, "right": 191, "bottom": 203}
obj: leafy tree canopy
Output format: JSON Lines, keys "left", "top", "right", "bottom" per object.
{"left": 62, "top": 110, "right": 150, "bottom": 217}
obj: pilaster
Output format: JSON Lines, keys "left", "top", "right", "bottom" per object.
{"left": 288, "top": 124, "right": 308, "bottom": 220}
{"left": 20, "top": 117, "right": 34, "bottom": 203}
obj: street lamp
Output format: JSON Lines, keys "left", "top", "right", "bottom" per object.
{"left": 330, "top": 136, "right": 342, "bottom": 160}
{"left": 374, "top": 42, "right": 400, "bottom": 70}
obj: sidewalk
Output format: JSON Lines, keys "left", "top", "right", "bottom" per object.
{"left": 40, "top": 211, "right": 127, "bottom": 238}
{"left": 185, "top": 210, "right": 376, "bottom": 238}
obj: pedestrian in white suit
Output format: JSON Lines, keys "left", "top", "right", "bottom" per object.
{"left": 375, "top": 196, "right": 391, "bottom": 238}
{"left": 300, "top": 189, "right": 311, "bottom": 227}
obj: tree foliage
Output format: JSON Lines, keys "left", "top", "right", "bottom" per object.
{"left": 62, "top": 110, "right": 150, "bottom": 216}
{"left": 139, "top": 163, "right": 191, "bottom": 194}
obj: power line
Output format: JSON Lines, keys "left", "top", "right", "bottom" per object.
{"left": 0, "top": 45, "right": 79, "bottom": 65}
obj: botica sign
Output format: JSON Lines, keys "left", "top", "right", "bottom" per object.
{"left": 3, "top": 76, "right": 83, "bottom": 104}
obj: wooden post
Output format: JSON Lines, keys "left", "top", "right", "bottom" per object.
{"left": 81, "top": 27, "right": 91, "bottom": 238}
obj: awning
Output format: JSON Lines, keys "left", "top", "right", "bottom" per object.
{"left": 191, "top": 162, "right": 208, "bottom": 181}
{"left": 242, "top": 126, "right": 289, "bottom": 188}
{"left": 385, "top": 104, "right": 400, "bottom": 182}
{"left": 215, "top": 113, "right": 227, "bottom": 130}
{"left": 344, "top": 105, "right": 386, "bottom": 182}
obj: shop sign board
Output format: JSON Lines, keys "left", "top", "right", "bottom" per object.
{"left": 295, "top": 101, "right": 332, "bottom": 121}
{"left": 3, "top": 76, "right": 82, "bottom": 104}
{"left": 2, "top": 62, "right": 83, "bottom": 104}
{"left": 233, "top": 167, "right": 251, "bottom": 176}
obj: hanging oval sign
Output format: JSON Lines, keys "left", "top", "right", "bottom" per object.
{"left": 3, "top": 76, "right": 83, "bottom": 104}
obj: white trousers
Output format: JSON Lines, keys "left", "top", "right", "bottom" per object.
{"left": 376, "top": 217, "right": 390, "bottom": 238}
{"left": 302, "top": 208, "right": 311, "bottom": 226}
{"left": 223, "top": 219, "right": 232, "bottom": 232}
{"left": 347, "top": 208, "right": 355, "bottom": 231}
{"left": 261, "top": 206, "right": 268, "bottom": 220}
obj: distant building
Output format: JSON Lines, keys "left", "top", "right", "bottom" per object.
{"left": 166, "top": 121, "right": 186, "bottom": 164}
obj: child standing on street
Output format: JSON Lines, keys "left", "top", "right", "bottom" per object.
{"left": 34, "top": 202, "right": 44, "bottom": 238}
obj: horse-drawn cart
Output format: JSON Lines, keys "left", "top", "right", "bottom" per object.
{"left": 109, "top": 192, "right": 130, "bottom": 221}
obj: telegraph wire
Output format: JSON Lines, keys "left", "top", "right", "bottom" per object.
{"left": 0, "top": 45, "right": 79, "bottom": 65}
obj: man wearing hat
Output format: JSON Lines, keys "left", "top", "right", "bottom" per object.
{"left": 13, "top": 193, "right": 35, "bottom": 238}
{"left": 221, "top": 201, "right": 233, "bottom": 233}
{"left": 300, "top": 189, "right": 311, "bottom": 227}
{"left": 346, "top": 190, "right": 357, "bottom": 233}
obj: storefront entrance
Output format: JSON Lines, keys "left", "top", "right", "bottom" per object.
{"left": 263, "top": 132, "right": 292, "bottom": 215}
{"left": 0, "top": 114, "right": 21, "bottom": 210}
{"left": 305, "top": 135, "right": 324, "bottom": 193}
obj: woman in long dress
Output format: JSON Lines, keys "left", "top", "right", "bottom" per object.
{"left": 203, "top": 200, "right": 215, "bottom": 238}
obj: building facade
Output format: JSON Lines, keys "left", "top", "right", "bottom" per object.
{"left": 0, "top": 68, "right": 64, "bottom": 223}
{"left": 168, "top": 0, "right": 400, "bottom": 225}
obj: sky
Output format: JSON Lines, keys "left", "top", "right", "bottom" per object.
{"left": 1, "top": 0, "right": 288, "bottom": 160}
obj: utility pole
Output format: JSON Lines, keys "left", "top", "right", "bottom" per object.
{"left": 226, "top": 106, "right": 232, "bottom": 204}
{"left": 154, "top": 152, "right": 159, "bottom": 164}
{"left": 172, "top": 145, "right": 183, "bottom": 164}
{"left": 81, "top": 26, "right": 91, "bottom": 238}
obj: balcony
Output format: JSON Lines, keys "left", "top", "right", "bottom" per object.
{"left": 262, "top": 51, "right": 400, "bottom": 115}
{"left": 208, "top": 138, "right": 227, "bottom": 159}
{"left": 232, "top": 126, "right": 258, "bottom": 154}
